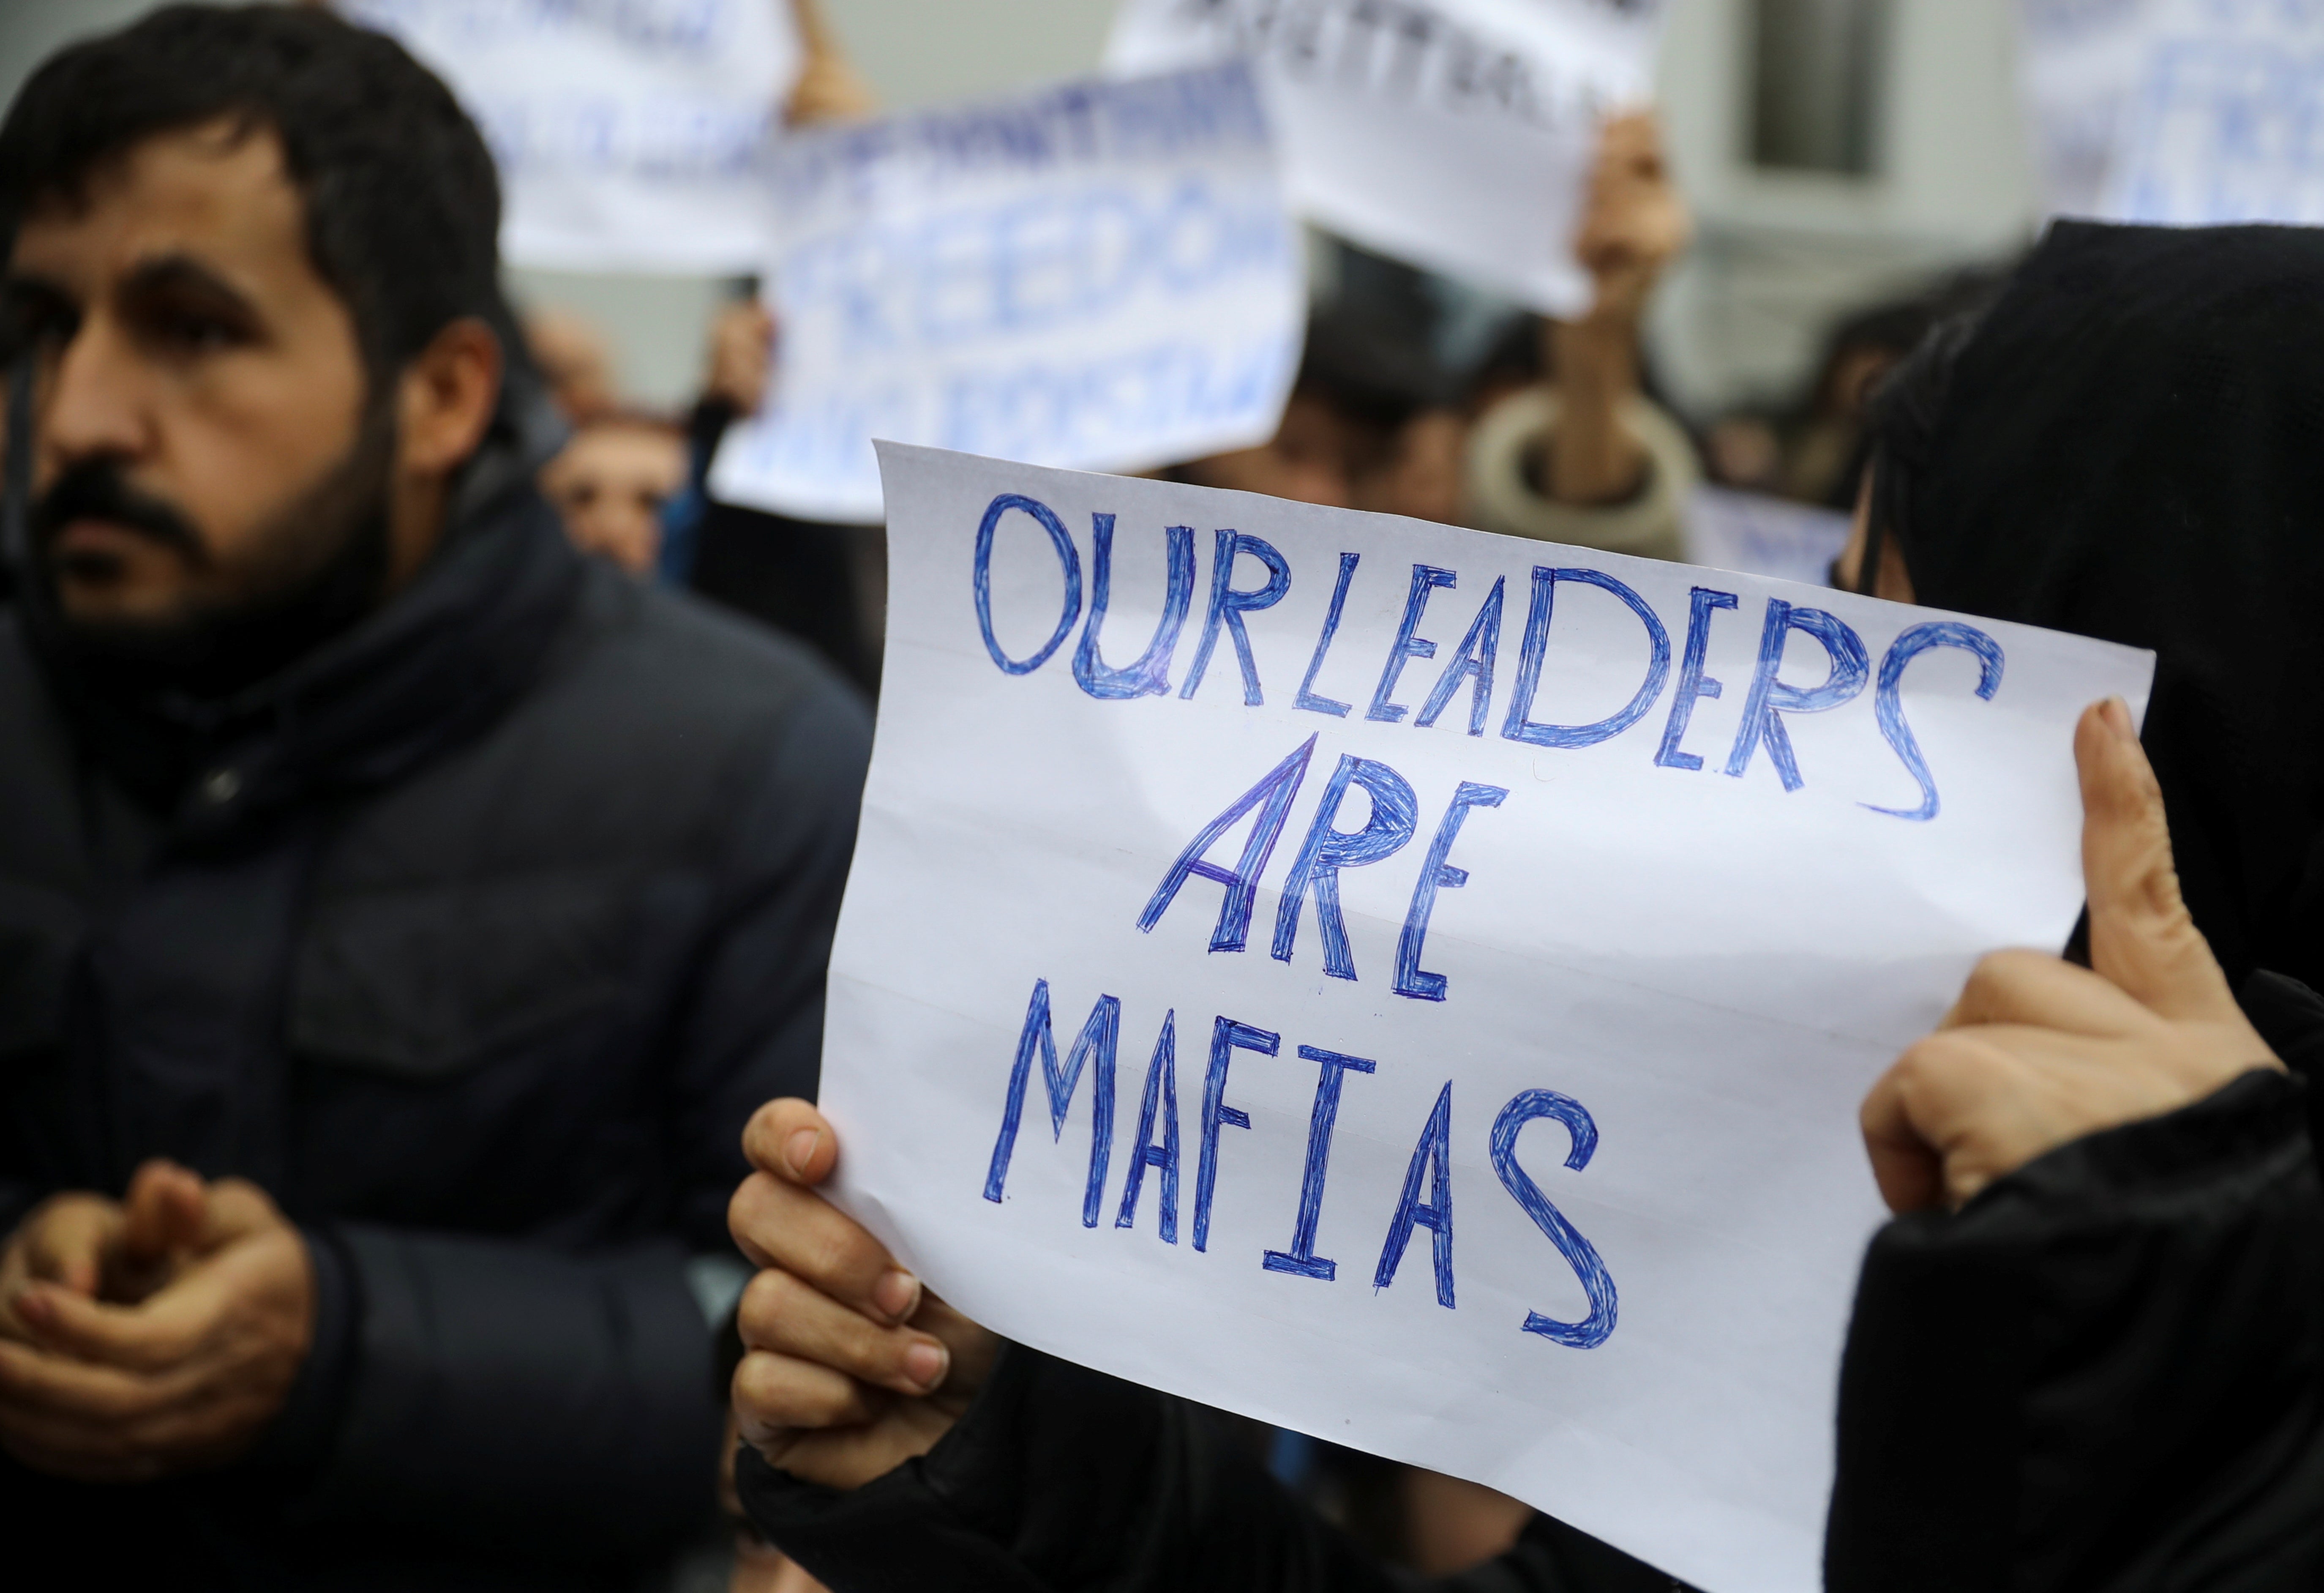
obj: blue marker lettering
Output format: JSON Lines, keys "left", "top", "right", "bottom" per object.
{"left": 1195, "top": 1017, "right": 1277, "bottom": 1252}
{"left": 1501, "top": 568, "right": 1672, "bottom": 749}
{"left": 1416, "top": 576, "right": 1506, "bottom": 736}
{"left": 1293, "top": 552, "right": 1361, "bottom": 717}
{"left": 1263, "top": 1046, "right": 1377, "bottom": 1282}
{"left": 1654, "top": 586, "right": 1740, "bottom": 771}
{"left": 1115, "top": 1010, "right": 1183, "bottom": 1243}
{"left": 1724, "top": 599, "right": 1871, "bottom": 790}
{"left": 1180, "top": 530, "right": 1291, "bottom": 705}
{"left": 1074, "top": 515, "right": 1197, "bottom": 699}
{"left": 1271, "top": 755, "right": 1420, "bottom": 981}
{"left": 1863, "top": 622, "right": 2006, "bottom": 821}
{"left": 1138, "top": 735, "right": 1317, "bottom": 951}
{"left": 1393, "top": 781, "right": 1509, "bottom": 1002}
{"left": 972, "top": 493, "right": 1081, "bottom": 675}
{"left": 1374, "top": 1081, "right": 1456, "bottom": 1308}
{"left": 1367, "top": 564, "right": 1457, "bottom": 722}
{"left": 982, "top": 980, "right": 1118, "bottom": 1228}
{"left": 1491, "top": 1089, "right": 1616, "bottom": 1348}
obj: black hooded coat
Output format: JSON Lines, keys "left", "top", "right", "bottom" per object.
{"left": 1825, "top": 220, "right": 2324, "bottom": 1590}
{"left": 736, "top": 223, "right": 2324, "bottom": 1592}
{"left": 0, "top": 407, "right": 871, "bottom": 1586}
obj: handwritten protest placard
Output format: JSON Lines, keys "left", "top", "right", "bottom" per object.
{"left": 2103, "top": 0, "right": 2324, "bottom": 224}
{"left": 1685, "top": 486, "right": 1850, "bottom": 590}
{"left": 822, "top": 445, "right": 2154, "bottom": 1592}
{"left": 707, "top": 64, "right": 1304, "bottom": 525}
{"left": 1105, "top": 0, "right": 1665, "bottom": 317}
{"left": 337, "top": 0, "right": 799, "bottom": 272}
{"left": 2016, "top": 0, "right": 2158, "bottom": 216}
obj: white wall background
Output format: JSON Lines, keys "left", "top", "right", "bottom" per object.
{"left": 0, "top": 0, "right": 2040, "bottom": 418}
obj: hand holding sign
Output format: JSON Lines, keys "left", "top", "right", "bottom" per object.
{"left": 1573, "top": 112, "right": 1690, "bottom": 327}
{"left": 1859, "top": 697, "right": 2280, "bottom": 1212}
{"left": 729, "top": 1098, "right": 998, "bottom": 1489}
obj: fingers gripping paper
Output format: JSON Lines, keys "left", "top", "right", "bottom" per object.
{"left": 1106, "top": 0, "right": 1666, "bottom": 316}
{"left": 708, "top": 64, "right": 1304, "bottom": 525}
{"left": 825, "top": 445, "right": 2155, "bottom": 1593}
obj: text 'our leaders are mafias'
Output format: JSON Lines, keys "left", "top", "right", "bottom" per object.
{"left": 968, "top": 488, "right": 2008, "bottom": 1352}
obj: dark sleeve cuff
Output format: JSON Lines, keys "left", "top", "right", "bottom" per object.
{"left": 735, "top": 1343, "right": 1057, "bottom": 1593}
{"left": 243, "top": 1224, "right": 358, "bottom": 1473}
{"left": 686, "top": 396, "right": 740, "bottom": 473}
{"left": 739, "top": 1345, "right": 1673, "bottom": 1593}
{"left": 1828, "top": 1066, "right": 2324, "bottom": 1593}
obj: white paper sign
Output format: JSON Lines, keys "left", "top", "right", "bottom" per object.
{"left": 1105, "top": 0, "right": 1664, "bottom": 317}
{"left": 823, "top": 445, "right": 2155, "bottom": 1593}
{"left": 708, "top": 64, "right": 1304, "bottom": 525}
{"left": 2104, "top": 0, "right": 2324, "bottom": 224}
{"left": 337, "top": 0, "right": 800, "bottom": 273}
{"left": 2016, "top": 0, "right": 2159, "bottom": 217}
{"left": 1685, "top": 486, "right": 1851, "bottom": 591}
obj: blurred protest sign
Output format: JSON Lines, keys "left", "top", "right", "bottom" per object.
{"left": 823, "top": 443, "right": 2155, "bottom": 1593}
{"left": 2103, "top": 0, "right": 2324, "bottom": 224}
{"left": 337, "top": 0, "right": 799, "bottom": 272}
{"left": 709, "top": 64, "right": 1303, "bottom": 525}
{"left": 1106, "top": 0, "right": 1665, "bottom": 317}
{"left": 2015, "top": 0, "right": 2158, "bottom": 216}
{"left": 1686, "top": 486, "right": 1850, "bottom": 589}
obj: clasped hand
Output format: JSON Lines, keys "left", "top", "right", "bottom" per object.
{"left": 0, "top": 1159, "right": 314, "bottom": 1481}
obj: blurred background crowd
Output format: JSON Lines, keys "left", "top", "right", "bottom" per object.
{"left": 1, "top": 0, "right": 2042, "bottom": 701}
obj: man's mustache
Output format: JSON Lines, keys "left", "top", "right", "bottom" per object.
{"left": 31, "top": 461, "right": 211, "bottom": 568}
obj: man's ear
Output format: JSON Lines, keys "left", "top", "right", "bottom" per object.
{"left": 395, "top": 317, "right": 502, "bottom": 481}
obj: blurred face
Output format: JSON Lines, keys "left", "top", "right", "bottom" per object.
{"left": 540, "top": 419, "right": 685, "bottom": 577}
{"left": 4, "top": 120, "right": 384, "bottom": 639}
{"left": 1178, "top": 393, "right": 1359, "bottom": 508}
{"left": 1833, "top": 465, "right": 1916, "bottom": 603}
{"left": 1353, "top": 408, "right": 1468, "bottom": 524}
{"left": 528, "top": 309, "right": 619, "bottom": 426}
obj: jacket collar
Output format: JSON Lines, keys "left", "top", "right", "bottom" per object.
{"left": 24, "top": 443, "right": 584, "bottom": 843}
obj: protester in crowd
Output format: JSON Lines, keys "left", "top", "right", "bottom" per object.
{"left": 1823, "top": 220, "right": 2324, "bottom": 1588}
{"left": 1462, "top": 112, "right": 1696, "bottom": 560}
{"left": 1177, "top": 110, "right": 1696, "bottom": 573}
{"left": 712, "top": 220, "right": 2324, "bottom": 1591}
{"left": 0, "top": 10, "right": 866, "bottom": 1588}
{"left": 540, "top": 409, "right": 690, "bottom": 577}
{"left": 1170, "top": 301, "right": 1462, "bottom": 522}
{"left": 681, "top": 295, "right": 881, "bottom": 692}
{"left": 783, "top": 0, "right": 878, "bottom": 128}
{"left": 1708, "top": 266, "right": 2006, "bottom": 508}
{"left": 1829, "top": 307, "right": 1981, "bottom": 602}
{"left": 527, "top": 303, "right": 623, "bottom": 428}
{"left": 672, "top": 0, "right": 883, "bottom": 690}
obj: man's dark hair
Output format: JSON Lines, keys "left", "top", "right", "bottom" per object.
{"left": 0, "top": 3, "right": 511, "bottom": 385}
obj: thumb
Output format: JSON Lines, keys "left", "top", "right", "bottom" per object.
{"left": 120, "top": 1159, "right": 207, "bottom": 1266}
{"left": 742, "top": 1098, "right": 840, "bottom": 1186}
{"left": 2076, "top": 697, "right": 2238, "bottom": 1022}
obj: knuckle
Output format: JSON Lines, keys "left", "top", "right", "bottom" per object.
{"left": 735, "top": 1271, "right": 802, "bottom": 1350}
{"left": 732, "top": 1351, "right": 860, "bottom": 1430}
{"left": 727, "top": 1174, "right": 782, "bottom": 1249}
{"left": 799, "top": 1223, "right": 869, "bottom": 1287}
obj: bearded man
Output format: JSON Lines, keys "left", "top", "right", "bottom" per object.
{"left": 0, "top": 8, "right": 867, "bottom": 1587}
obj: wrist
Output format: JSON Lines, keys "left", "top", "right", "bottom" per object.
{"left": 1553, "top": 312, "right": 1643, "bottom": 393}
{"left": 242, "top": 1225, "right": 357, "bottom": 1474}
